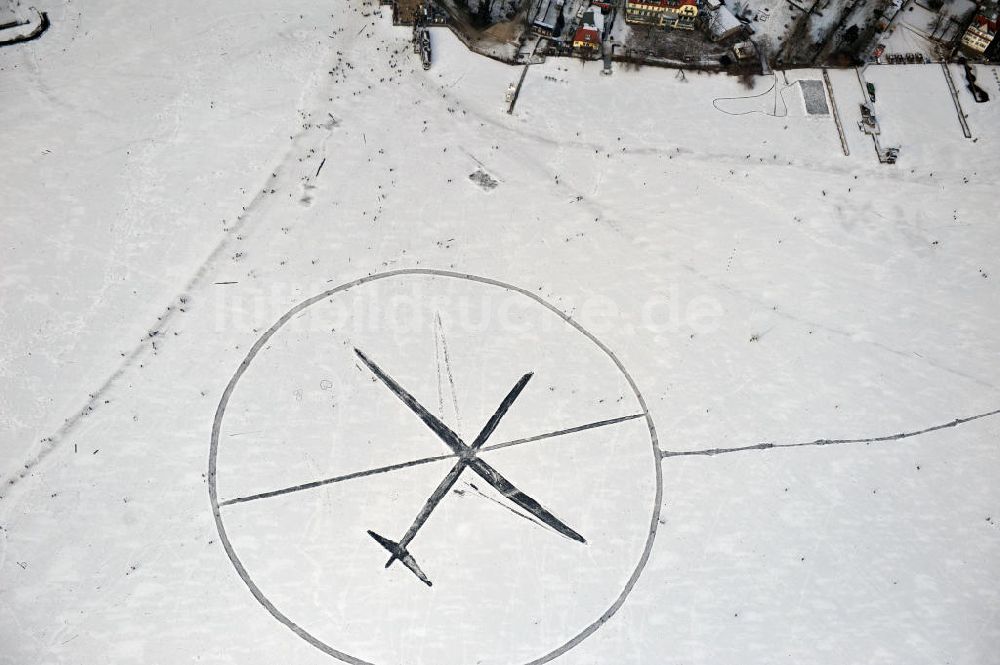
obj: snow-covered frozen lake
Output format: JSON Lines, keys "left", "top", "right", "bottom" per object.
{"left": 1, "top": 1, "right": 998, "bottom": 664}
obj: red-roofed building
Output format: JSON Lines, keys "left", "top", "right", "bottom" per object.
{"left": 625, "top": 0, "right": 698, "bottom": 29}
{"left": 573, "top": 25, "right": 601, "bottom": 50}
{"left": 961, "top": 7, "right": 998, "bottom": 54}
{"left": 573, "top": 5, "right": 604, "bottom": 52}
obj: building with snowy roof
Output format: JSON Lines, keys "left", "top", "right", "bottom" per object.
{"left": 961, "top": 5, "right": 998, "bottom": 54}
{"left": 582, "top": 5, "right": 605, "bottom": 32}
{"left": 708, "top": 5, "right": 744, "bottom": 41}
{"left": 532, "top": 0, "right": 566, "bottom": 36}
{"left": 573, "top": 4, "right": 604, "bottom": 51}
{"left": 573, "top": 25, "right": 601, "bottom": 49}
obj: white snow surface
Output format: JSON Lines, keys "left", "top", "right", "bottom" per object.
{"left": 0, "top": 0, "right": 21, "bottom": 23}
{"left": 1, "top": 1, "right": 999, "bottom": 665}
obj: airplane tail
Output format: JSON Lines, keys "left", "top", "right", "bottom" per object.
{"left": 367, "top": 530, "right": 432, "bottom": 586}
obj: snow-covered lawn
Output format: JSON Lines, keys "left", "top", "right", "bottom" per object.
{"left": 1, "top": 2, "right": 998, "bottom": 665}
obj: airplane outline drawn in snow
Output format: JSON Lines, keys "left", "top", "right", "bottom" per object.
{"left": 354, "top": 348, "right": 586, "bottom": 587}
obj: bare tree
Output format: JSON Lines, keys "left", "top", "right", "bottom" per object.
{"left": 755, "top": 34, "right": 774, "bottom": 61}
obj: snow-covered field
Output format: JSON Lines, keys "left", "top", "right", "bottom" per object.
{"left": 1, "top": 1, "right": 999, "bottom": 664}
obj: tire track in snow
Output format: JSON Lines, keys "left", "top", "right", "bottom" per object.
{"left": 0, "top": 39, "right": 344, "bottom": 498}
{"left": 661, "top": 407, "right": 1000, "bottom": 458}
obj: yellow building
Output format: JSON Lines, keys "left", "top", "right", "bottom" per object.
{"left": 625, "top": 0, "right": 698, "bottom": 29}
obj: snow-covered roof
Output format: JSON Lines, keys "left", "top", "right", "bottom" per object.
{"left": 582, "top": 6, "right": 605, "bottom": 32}
{"left": 533, "top": 0, "right": 564, "bottom": 28}
{"left": 709, "top": 5, "right": 742, "bottom": 39}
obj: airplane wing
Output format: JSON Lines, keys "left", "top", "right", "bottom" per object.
{"left": 356, "top": 347, "right": 534, "bottom": 457}
{"left": 467, "top": 456, "right": 586, "bottom": 543}
{"left": 354, "top": 348, "right": 466, "bottom": 455}
{"left": 469, "top": 372, "right": 533, "bottom": 450}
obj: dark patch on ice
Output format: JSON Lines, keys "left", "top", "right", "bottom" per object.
{"left": 469, "top": 169, "right": 499, "bottom": 191}
{"left": 0, "top": 10, "right": 50, "bottom": 47}
{"left": 799, "top": 79, "right": 829, "bottom": 115}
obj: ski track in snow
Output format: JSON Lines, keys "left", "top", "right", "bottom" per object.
{"left": 661, "top": 407, "right": 1000, "bottom": 458}
{"left": 4, "top": 45, "right": 995, "bottom": 495}
{"left": 0, "top": 24, "right": 347, "bottom": 496}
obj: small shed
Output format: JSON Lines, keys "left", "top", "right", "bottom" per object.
{"left": 732, "top": 40, "right": 756, "bottom": 60}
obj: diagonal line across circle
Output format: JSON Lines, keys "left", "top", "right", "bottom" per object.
{"left": 218, "top": 413, "right": 644, "bottom": 508}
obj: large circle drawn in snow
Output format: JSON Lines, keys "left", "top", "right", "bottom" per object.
{"left": 208, "top": 269, "right": 662, "bottom": 665}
